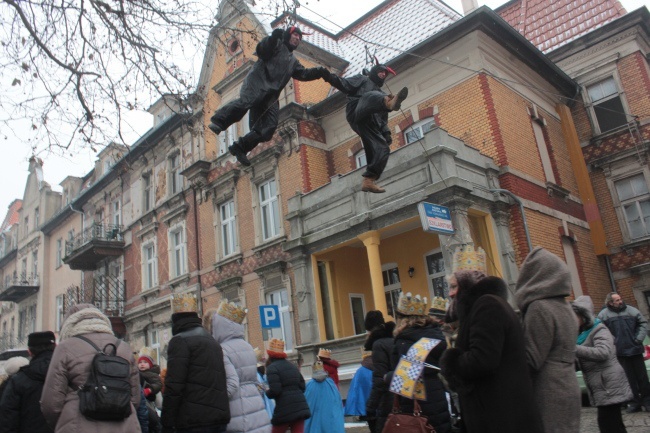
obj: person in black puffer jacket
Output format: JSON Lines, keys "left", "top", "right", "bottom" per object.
{"left": 0, "top": 331, "right": 56, "bottom": 433}
{"left": 363, "top": 310, "right": 396, "bottom": 433}
{"left": 161, "top": 306, "right": 230, "bottom": 433}
{"left": 265, "top": 338, "right": 310, "bottom": 432}
{"left": 391, "top": 294, "right": 451, "bottom": 433}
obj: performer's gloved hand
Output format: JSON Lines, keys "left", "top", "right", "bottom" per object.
{"left": 383, "top": 131, "right": 393, "bottom": 145}
{"left": 271, "top": 28, "right": 284, "bottom": 42}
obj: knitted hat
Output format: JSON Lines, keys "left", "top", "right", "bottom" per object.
{"left": 138, "top": 355, "right": 154, "bottom": 369}
{"left": 28, "top": 331, "right": 56, "bottom": 348}
{"left": 364, "top": 310, "right": 385, "bottom": 331}
{"left": 4, "top": 356, "right": 29, "bottom": 375}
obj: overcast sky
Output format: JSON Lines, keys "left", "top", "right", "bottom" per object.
{"left": 1, "top": 0, "right": 647, "bottom": 216}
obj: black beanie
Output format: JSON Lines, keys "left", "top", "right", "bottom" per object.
{"left": 364, "top": 310, "right": 385, "bottom": 331}
{"left": 28, "top": 331, "right": 56, "bottom": 348}
{"left": 171, "top": 312, "right": 199, "bottom": 323}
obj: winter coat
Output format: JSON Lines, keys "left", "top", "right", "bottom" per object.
{"left": 321, "top": 358, "right": 340, "bottom": 386}
{"left": 162, "top": 315, "right": 230, "bottom": 431}
{"left": 515, "top": 247, "right": 581, "bottom": 433}
{"left": 364, "top": 321, "right": 396, "bottom": 421}
{"left": 240, "top": 32, "right": 325, "bottom": 106}
{"left": 210, "top": 313, "right": 271, "bottom": 433}
{"left": 392, "top": 323, "right": 451, "bottom": 433}
{"left": 137, "top": 387, "right": 149, "bottom": 433}
{"left": 597, "top": 302, "right": 648, "bottom": 357}
{"left": 304, "top": 370, "right": 344, "bottom": 433}
{"left": 0, "top": 350, "right": 54, "bottom": 433}
{"left": 140, "top": 365, "right": 162, "bottom": 400}
{"left": 344, "top": 359, "right": 373, "bottom": 416}
{"left": 40, "top": 333, "right": 141, "bottom": 433}
{"left": 440, "top": 276, "right": 542, "bottom": 433}
{"left": 573, "top": 296, "right": 633, "bottom": 407}
{"left": 265, "top": 358, "right": 311, "bottom": 425}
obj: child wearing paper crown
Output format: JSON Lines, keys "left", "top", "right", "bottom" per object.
{"left": 317, "top": 348, "right": 340, "bottom": 387}
{"left": 304, "top": 361, "right": 345, "bottom": 433}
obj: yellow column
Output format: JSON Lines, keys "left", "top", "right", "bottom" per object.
{"left": 358, "top": 231, "right": 388, "bottom": 316}
{"left": 556, "top": 103, "right": 609, "bottom": 255}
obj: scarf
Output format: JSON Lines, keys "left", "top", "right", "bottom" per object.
{"left": 59, "top": 307, "right": 114, "bottom": 341}
{"left": 577, "top": 318, "right": 601, "bottom": 345}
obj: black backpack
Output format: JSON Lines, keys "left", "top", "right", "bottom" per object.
{"left": 75, "top": 335, "right": 133, "bottom": 421}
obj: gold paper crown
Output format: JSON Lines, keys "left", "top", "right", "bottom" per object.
{"left": 217, "top": 300, "right": 247, "bottom": 324}
{"left": 139, "top": 346, "right": 157, "bottom": 364}
{"left": 318, "top": 348, "right": 332, "bottom": 359}
{"left": 171, "top": 293, "right": 198, "bottom": 314}
{"left": 452, "top": 244, "right": 487, "bottom": 274}
{"left": 396, "top": 292, "right": 428, "bottom": 316}
{"left": 431, "top": 296, "right": 448, "bottom": 312}
{"left": 313, "top": 361, "right": 324, "bottom": 372}
{"left": 268, "top": 338, "right": 285, "bottom": 354}
{"left": 361, "top": 348, "right": 373, "bottom": 359}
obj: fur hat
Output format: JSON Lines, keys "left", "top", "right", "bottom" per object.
{"left": 364, "top": 310, "right": 385, "bottom": 331}
{"left": 28, "top": 331, "right": 56, "bottom": 348}
{"left": 4, "top": 356, "right": 29, "bottom": 375}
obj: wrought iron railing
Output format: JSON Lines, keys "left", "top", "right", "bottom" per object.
{"left": 63, "top": 275, "right": 125, "bottom": 317}
{"left": 0, "top": 332, "right": 27, "bottom": 352}
{"left": 0, "top": 273, "right": 39, "bottom": 291}
{"left": 64, "top": 223, "right": 124, "bottom": 257}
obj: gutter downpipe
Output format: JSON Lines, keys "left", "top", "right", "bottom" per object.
{"left": 604, "top": 255, "right": 617, "bottom": 293}
{"left": 490, "top": 189, "right": 532, "bottom": 254}
{"left": 192, "top": 186, "right": 203, "bottom": 317}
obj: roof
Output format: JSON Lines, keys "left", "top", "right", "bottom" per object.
{"left": 275, "top": 0, "right": 461, "bottom": 76}
{"left": 0, "top": 199, "right": 22, "bottom": 233}
{"left": 496, "top": 0, "right": 627, "bottom": 53}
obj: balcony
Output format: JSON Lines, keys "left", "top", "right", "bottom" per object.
{"left": 63, "top": 224, "right": 125, "bottom": 270}
{"left": 0, "top": 333, "right": 27, "bottom": 352}
{"left": 0, "top": 273, "right": 40, "bottom": 303}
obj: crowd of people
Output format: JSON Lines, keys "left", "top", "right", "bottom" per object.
{"left": 0, "top": 245, "right": 648, "bottom": 433}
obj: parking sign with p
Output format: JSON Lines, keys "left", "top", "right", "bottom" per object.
{"left": 259, "top": 305, "right": 281, "bottom": 329}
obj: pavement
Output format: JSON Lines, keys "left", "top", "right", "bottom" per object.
{"left": 344, "top": 407, "right": 650, "bottom": 432}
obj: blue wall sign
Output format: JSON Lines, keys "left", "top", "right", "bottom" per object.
{"left": 417, "top": 202, "right": 454, "bottom": 235}
{"left": 259, "top": 305, "right": 281, "bottom": 329}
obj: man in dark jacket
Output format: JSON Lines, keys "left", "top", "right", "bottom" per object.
{"left": 598, "top": 292, "right": 650, "bottom": 412}
{"left": 0, "top": 331, "right": 56, "bottom": 433}
{"left": 161, "top": 300, "right": 230, "bottom": 433}
{"left": 209, "top": 26, "right": 330, "bottom": 167}
{"left": 325, "top": 63, "right": 408, "bottom": 193}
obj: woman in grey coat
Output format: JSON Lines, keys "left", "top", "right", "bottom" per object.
{"left": 515, "top": 247, "right": 581, "bottom": 433}
{"left": 572, "top": 295, "right": 632, "bottom": 433}
{"left": 206, "top": 307, "right": 271, "bottom": 433}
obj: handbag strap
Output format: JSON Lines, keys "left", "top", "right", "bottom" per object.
{"left": 392, "top": 394, "right": 424, "bottom": 416}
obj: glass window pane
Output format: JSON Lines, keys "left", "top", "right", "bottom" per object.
{"left": 616, "top": 179, "right": 634, "bottom": 201}
{"left": 272, "top": 200, "right": 281, "bottom": 236}
{"left": 594, "top": 97, "right": 628, "bottom": 133}
{"left": 624, "top": 203, "right": 644, "bottom": 238}
{"left": 631, "top": 175, "right": 649, "bottom": 196}
{"left": 270, "top": 179, "right": 276, "bottom": 197}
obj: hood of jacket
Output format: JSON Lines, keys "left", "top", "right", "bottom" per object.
{"left": 396, "top": 322, "right": 441, "bottom": 343}
{"left": 211, "top": 312, "right": 245, "bottom": 344}
{"left": 364, "top": 321, "right": 396, "bottom": 350}
{"left": 59, "top": 306, "right": 114, "bottom": 340}
{"left": 456, "top": 276, "right": 509, "bottom": 323}
{"left": 22, "top": 350, "right": 53, "bottom": 382}
{"left": 572, "top": 295, "right": 595, "bottom": 329}
{"left": 515, "top": 246, "right": 572, "bottom": 312}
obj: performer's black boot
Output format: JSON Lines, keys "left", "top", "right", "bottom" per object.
{"left": 229, "top": 141, "right": 251, "bottom": 167}
{"left": 208, "top": 123, "right": 222, "bottom": 135}
{"left": 385, "top": 87, "right": 408, "bottom": 111}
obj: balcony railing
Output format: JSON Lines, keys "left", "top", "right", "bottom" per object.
{"left": 64, "top": 275, "right": 126, "bottom": 318}
{"left": 0, "top": 273, "right": 40, "bottom": 303}
{"left": 63, "top": 223, "right": 125, "bottom": 270}
{"left": 0, "top": 332, "right": 27, "bottom": 352}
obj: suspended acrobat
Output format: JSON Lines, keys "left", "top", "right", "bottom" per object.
{"left": 324, "top": 59, "right": 408, "bottom": 193}
{"left": 208, "top": 26, "right": 331, "bottom": 167}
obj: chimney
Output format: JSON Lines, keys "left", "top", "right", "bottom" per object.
{"left": 461, "top": 0, "right": 479, "bottom": 15}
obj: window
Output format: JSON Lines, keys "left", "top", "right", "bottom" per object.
{"left": 265, "top": 289, "right": 294, "bottom": 351}
{"left": 615, "top": 174, "right": 650, "bottom": 239}
{"left": 349, "top": 294, "right": 366, "bottom": 335}
{"left": 148, "top": 328, "right": 160, "bottom": 365}
{"left": 169, "top": 154, "right": 181, "bottom": 195}
{"left": 531, "top": 120, "right": 556, "bottom": 184}
{"left": 112, "top": 200, "right": 121, "bottom": 227}
{"left": 32, "top": 250, "right": 38, "bottom": 279}
{"left": 21, "top": 258, "right": 27, "bottom": 280}
{"left": 425, "top": 250, "right": 448, "bottom": 299}
{"left": 55, "top": 295, "right": 64, "bottom": 331}
{"left": 220, "top": 200, "right": 238, "bottom": 257}
{"left": 586, "top": 77, "right": 628, "bottom": 134}
{"left": 355, "top": 150, "right": 367, "bottom": 169}
{"left": 259, "top": 179, "right": 281, "bottom": 240}
{"left": 64, "top": 188, "right": 70, "bottom": 205}
{"left": 142, "top": 243, "right": 158, "bottom": 290}
{"left": 143, "top": 174, "right": 153, "bottom": 212}
{"left": 382, "top": 264, "right": 401, "bottom": 318}
{"left": 561, "top": 237, "right": 583, "bottom": 297}
{"left": 56, "top": 239, "right": 63, "bottom": 268}
{"left": 34, "top": 207, "right": 39, "bottom": 229}
{"left": 404, "top": 119, "right": 436, "bottom": 144}
{"left": 24, "top": 217, "right": 28, "bottom": 236}
{"left": 218, "top": 121, "right": 243, "bottom": 156}
{"left": 169, "top": 228, "right": 187, "bottom": 278}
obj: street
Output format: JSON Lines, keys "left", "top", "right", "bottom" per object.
{"left": 344, "top": 407, "right": 650, "bottom": 432}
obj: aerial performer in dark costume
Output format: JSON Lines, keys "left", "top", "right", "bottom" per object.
{"left": 325, "top": 61, "right": 408, "bottom": 193}
{"left": 208, "top": 26, "right": 331, "bottom": 167}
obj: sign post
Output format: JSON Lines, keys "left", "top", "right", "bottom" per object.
{"left": 417, "top": 202, "right": 454, "bottom": 235}
{"left": 259, "top": 305, "right": 281, "bottom": 329}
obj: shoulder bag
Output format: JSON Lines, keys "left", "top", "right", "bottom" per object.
{"left": 381, "top": 395, "right": 436, "bottom": 433}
